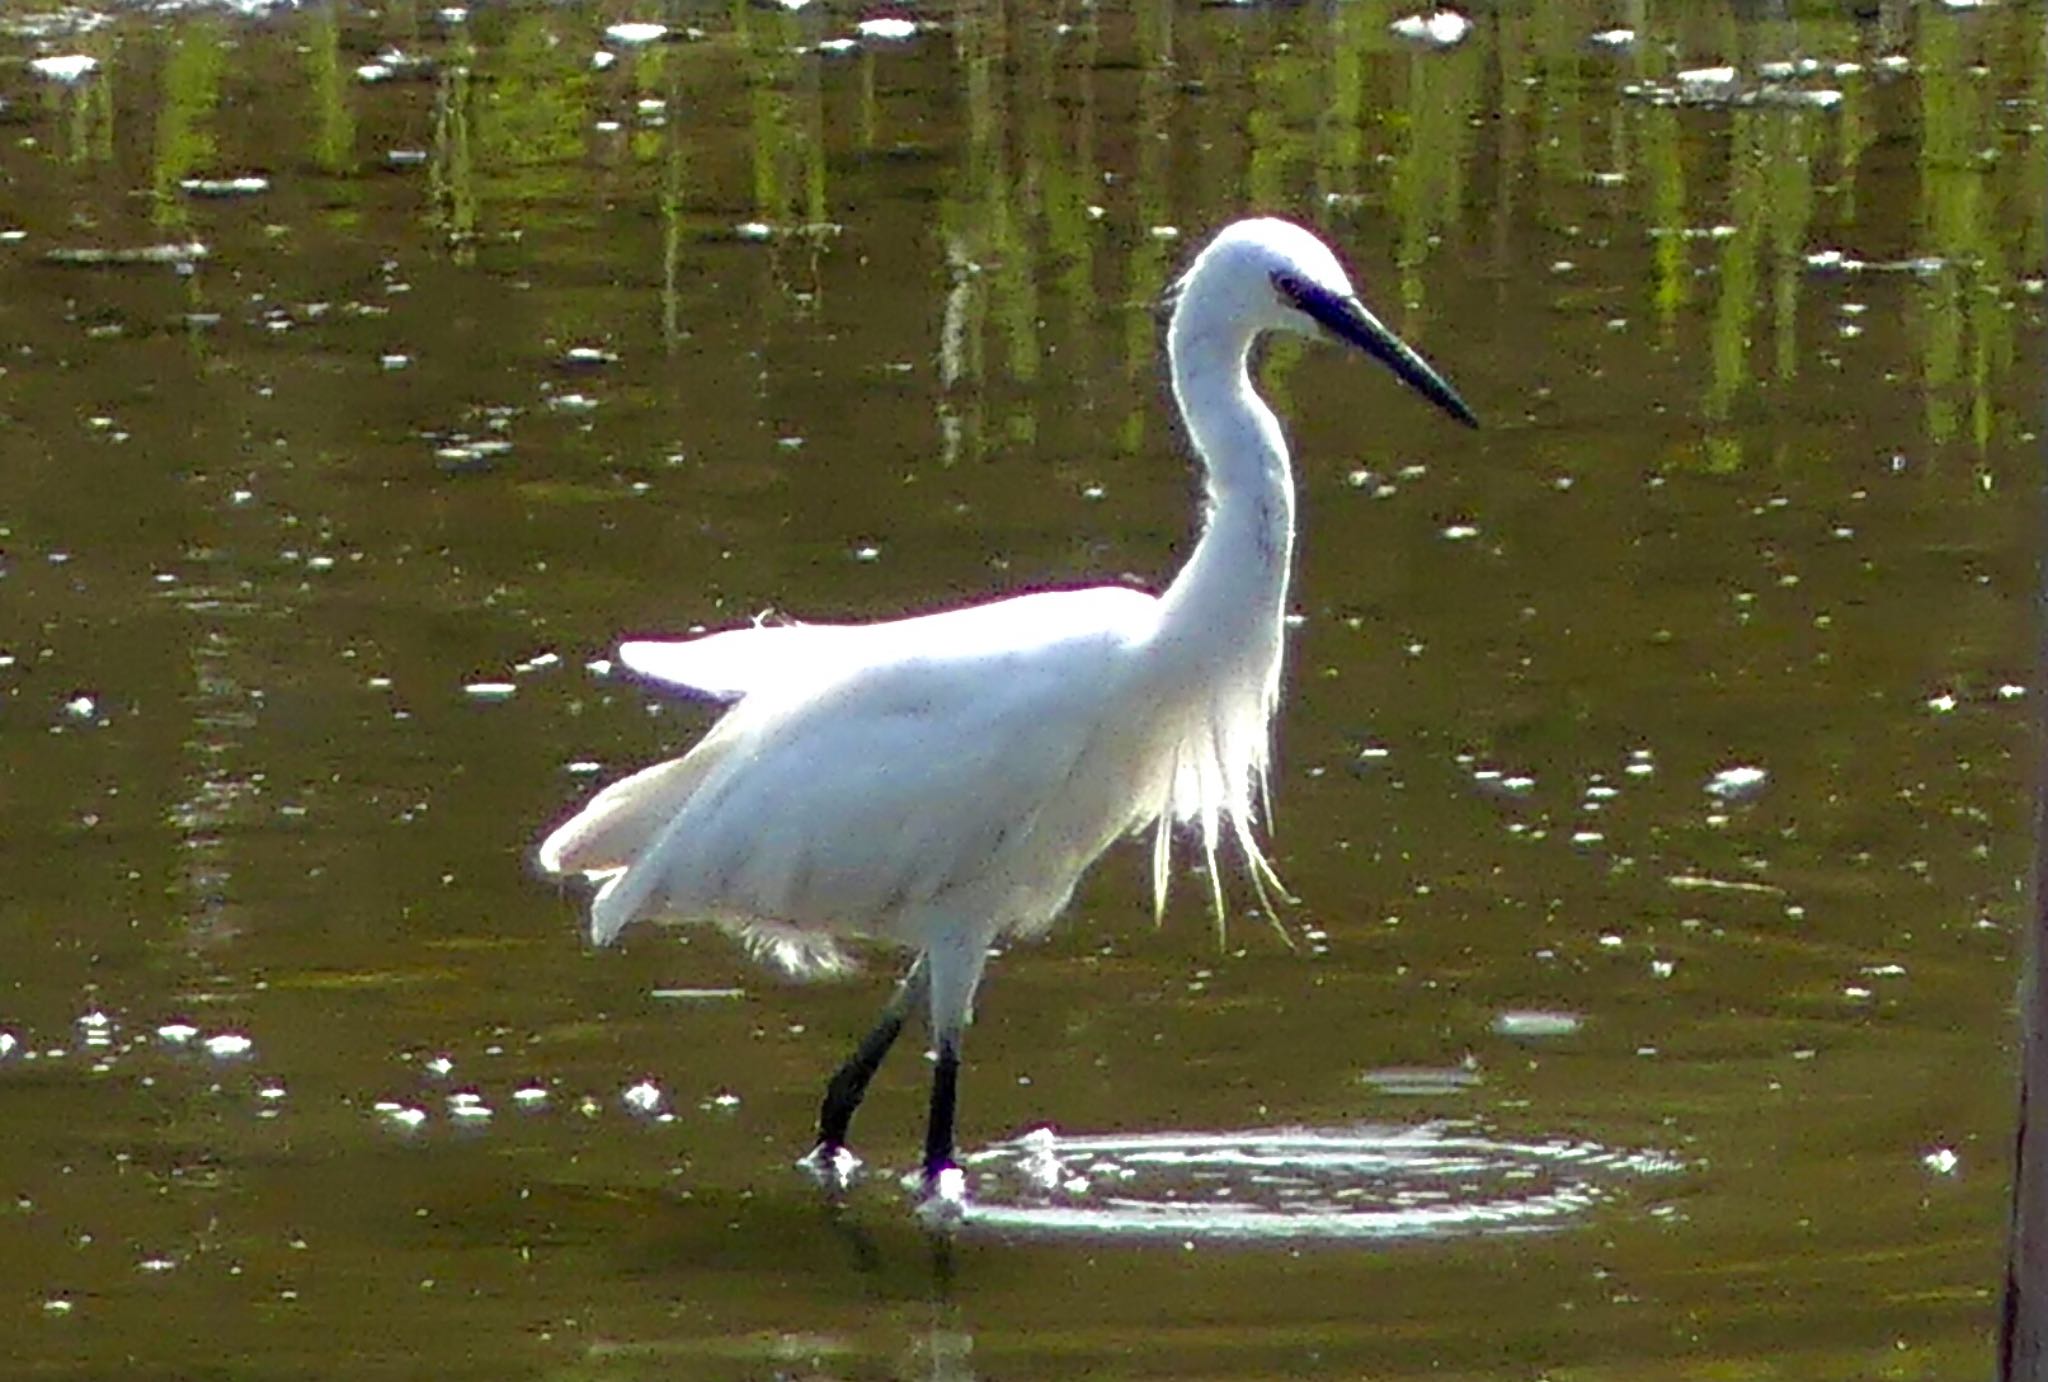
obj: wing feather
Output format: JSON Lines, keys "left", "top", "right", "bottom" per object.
{"left": 620, "top": 586, "right": 1158, "bottom": 700}
{"left": 542, "top": 580, "right": 1301, "bottom": 962}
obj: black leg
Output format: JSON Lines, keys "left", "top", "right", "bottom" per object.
{"left": 816, "top": 958, "right": 927, "bottom": 1154}
{"left": 914, "top": 936, "right": 987, "bottom": 1217}
{"left": 922, "top": 1035, "right": 960, "bottom": 1183}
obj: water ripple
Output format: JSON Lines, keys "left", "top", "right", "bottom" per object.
{"left": 960, "top": 1123, "right": 1681, "bottom": 1243}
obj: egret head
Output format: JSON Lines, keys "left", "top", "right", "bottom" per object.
{"left": 1177, "top": 218, "right": 1479, "bottom": 429}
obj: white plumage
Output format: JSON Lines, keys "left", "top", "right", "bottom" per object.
{"left": 538, "top": 216, "right": 1477, "bottom": 1210}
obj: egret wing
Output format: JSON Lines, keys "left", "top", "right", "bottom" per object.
{"left": 619, "top": 586, "right": 1158, "bottom": 701}
{"left": 620, "top": 625, "right": 861, "bottom": 702}
{"left": 582, "top": 592, "right": 1166, "bottom": 949}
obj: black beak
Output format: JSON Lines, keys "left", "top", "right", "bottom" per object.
{"left": 1280, "top": 276, "right": 1479, "bottom": 429}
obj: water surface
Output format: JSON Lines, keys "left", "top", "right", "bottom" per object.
{"left": 0, "top": 0, "right": 2041, "bottom": 1376}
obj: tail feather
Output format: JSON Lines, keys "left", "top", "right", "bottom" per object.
{"left": 537, "top": 754, "right": 710, "bottom": 879}
{"left": 540, "top": 710, "right": 754, "bottom": 945}
{"left": 587, "top": 852, "right": 669, "bottom": 946}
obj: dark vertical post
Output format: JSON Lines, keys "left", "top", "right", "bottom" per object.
{"left": 2007, "top": 936, "right": 2046, "bottom": 1380}
{"left": 2000, "top": 383, "right": 2048, "bottom": 1380}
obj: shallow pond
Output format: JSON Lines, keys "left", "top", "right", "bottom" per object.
{"left": 0, "top": 0, "right": 2042, "bottom": 1376}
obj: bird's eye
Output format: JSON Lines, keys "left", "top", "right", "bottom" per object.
{"left": 1271, "top": 271, "right": 1310, "bottom": 309}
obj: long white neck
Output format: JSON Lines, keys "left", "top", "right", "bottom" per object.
{"left": 1155, "top": 298, "right": 1294, "bottom": 705}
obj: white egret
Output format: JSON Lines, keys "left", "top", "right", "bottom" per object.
{"left": 537, "top": 217, "right": 1477, "bottom": 1211}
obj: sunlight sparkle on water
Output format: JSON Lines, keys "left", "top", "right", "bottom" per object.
{"left": 1704, "top": 765, "right": 1768, "bottom": 802}
{"left": 1389, "top": 11, "right": 1471, "bottom": 48}
{"left": 603, "top": 22, "right": 667, "bottom": 44}
{"left": 1491, "top": 1011, "right": 1583, "bottom": 1039}
{"left": 374, "top": 1101, "right": 429, "bottom": 1131}
{"left": 1362, "top": 1065, "right": 1483, "bottom": 1097}
{"left": 27, "top": 53, "right": 96, "bottom": 81}
{"left": 854, "top": 16, "right": 918, "bottom": 41}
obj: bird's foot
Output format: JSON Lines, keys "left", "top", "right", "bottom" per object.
{"left": 912, "top": 1163, "right": 969, "bottom": 1231}
{"left": 798, "top": 1141, "right": 863, "bottom": 1192}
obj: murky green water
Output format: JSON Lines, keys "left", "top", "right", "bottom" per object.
{"left": 1, "top": 0, "right": 2041, "bottom": 1375}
